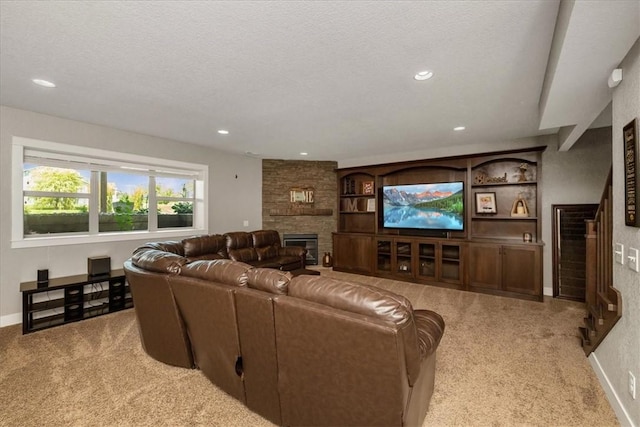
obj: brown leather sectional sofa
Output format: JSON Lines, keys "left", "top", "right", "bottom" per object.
{"left": 124, "top": 232, "right": 445, "bottom": 427}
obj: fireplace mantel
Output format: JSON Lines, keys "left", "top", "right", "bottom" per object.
{"left": 269, "top": 207, "right": 333, "bottom": 216}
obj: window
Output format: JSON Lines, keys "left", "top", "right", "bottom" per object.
{"left": 13, "top": 137, "right": 208, "bottom": 248}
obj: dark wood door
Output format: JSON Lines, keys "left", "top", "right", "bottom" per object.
{"left": 552, "top": 204, "right": 598, "bottom": 301}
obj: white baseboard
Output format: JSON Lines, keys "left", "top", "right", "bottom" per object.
{"left": 589, "top": 353, "right": 636, "bottom": 427}
{"left": 0, "top": 312, "right": 21, "bottom": 328}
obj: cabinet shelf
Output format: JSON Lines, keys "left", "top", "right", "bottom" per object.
{"left": 472, "top": 215, "right": 538, "bottom": 220}
{"left": 340, "top": 194, "right": 375, "bottom": 198}
{"left": 340, "top": 211, "right": 375, "bottom": 214}
{"left": 472, "top": 181, "right": 536, "bottom": 188}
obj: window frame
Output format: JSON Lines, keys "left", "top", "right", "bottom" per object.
{"left": 12, "top": 137, "right": 208, "bottom": 248}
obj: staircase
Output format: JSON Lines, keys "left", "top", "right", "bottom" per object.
{"left": 579, "top": 168, "right": 622, "bottom": 355}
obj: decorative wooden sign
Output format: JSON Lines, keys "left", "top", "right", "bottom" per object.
{"left": 361, "top": 181, "right": 375, "bottom": 195}
{"left": 290, "top": 187, "right": 315, "bottom": 205}
{"left": 623, "top": 118, "right": 639, "bottom": 227}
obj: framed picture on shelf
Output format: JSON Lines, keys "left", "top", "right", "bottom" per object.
{"left": 475, "top": 192, "right": 497, "bottom": 214}
{"left": 623, "top": 118, "right": 639, "bottom": 227}
{"left": 362, "top": 180, "right": 375, "bottom": 195}
{"left": 366, "top": 198, "right": 376, "bottom": 212}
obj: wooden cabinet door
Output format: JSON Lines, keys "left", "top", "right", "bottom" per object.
{"left": 502, "top": 245, "right": 541, "bottom": 296}
{"left": 468, "top": 243, "right": 502, "bottom": 290}
{"left": 394, "top": 239, "right": 414, "bottom": 278}
{"left": 439, "top": 243, "right": 464, "bottom": 285}
{"left": 332, "top": 233, "right": 373, "bottom": 274}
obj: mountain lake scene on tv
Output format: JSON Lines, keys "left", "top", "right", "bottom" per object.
{"left": 383, "top": 183, "right": 464, "bottom": 230}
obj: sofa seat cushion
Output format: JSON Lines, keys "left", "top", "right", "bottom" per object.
{"left": 249, "top": 260, "right": 282, "bottom": 269}
{"left": 186, "top": 253, "right": 227, "bottom": 262}
{"left": 414, "top": 310, "right": 445, "bottom": 358}
{"left": 180, "top": 259, "right": 252, "bottom": 287}
{"left": 274, "top": 255, "right": 302, "bottom": 266}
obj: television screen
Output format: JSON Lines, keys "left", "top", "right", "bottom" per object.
{"left": 382, "top": 182, "right": 464, "bottom": 231}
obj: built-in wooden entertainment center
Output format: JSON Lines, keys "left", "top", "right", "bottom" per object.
{"left": 333, "top": 147, "right": 544, "bottom": 301}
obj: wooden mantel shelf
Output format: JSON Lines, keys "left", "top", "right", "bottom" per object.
{"left": 269, "top": 207, "right": 333, "bottom": 216}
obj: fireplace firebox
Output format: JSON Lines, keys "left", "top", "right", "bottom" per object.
{"left": 283, "top": 233, "right": 318, "bottom": 265}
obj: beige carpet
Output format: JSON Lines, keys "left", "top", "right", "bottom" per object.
{"left": 0, "top": 268, "right": 618, "bottom": 426}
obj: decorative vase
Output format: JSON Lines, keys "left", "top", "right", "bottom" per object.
{"left": 322, "top": 252, "right": 333, "bottom": 267}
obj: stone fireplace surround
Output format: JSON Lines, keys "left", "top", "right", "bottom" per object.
{"left": 262, "top": 160, "right": 337, "bottom": 261}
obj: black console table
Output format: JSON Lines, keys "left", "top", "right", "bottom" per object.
{"left": 20, "top": 269, "right": 132, "bottom": 334}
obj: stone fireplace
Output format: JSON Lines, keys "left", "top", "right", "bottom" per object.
{"left": 262, "top": 160, "right": 337, "bottom": 260}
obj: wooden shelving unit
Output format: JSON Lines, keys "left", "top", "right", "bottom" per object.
{"left": 333, "top": 147, "right": 545, "bottom": 301}
{"left": 20, "top": 269, "right": 132, "bottom": 334}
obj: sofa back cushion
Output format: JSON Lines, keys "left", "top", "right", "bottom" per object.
{"left": 252, "top": 230, "right": 281, "bottom": 250}
{"left": 247, "top": 268, "right": 292, "bottom": 295}
{"left": 182, "top": 234, "right": 228, "bottom": 260}
{"left": 180, "top": 259, "right": 251, "bottom": 287}
{"left": 288, "top": 275, "right": 423, "bottom": 385}
{"left": 289, "top": 276, "right": 413, "bottom": 324}
{"left": 131, "top": 248, "right": 188, "bottom": 275}
{"left": 225, "top": 232, "right": 258, "bottom": 262}
{"left": 255, "top": 246, "right": 278, "bottom": 261}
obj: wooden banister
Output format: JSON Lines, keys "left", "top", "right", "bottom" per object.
{"left": 579, "top": 168, "right": 622, "bottom": 355}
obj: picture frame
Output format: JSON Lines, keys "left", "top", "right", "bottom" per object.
{"left": 362, "top": 180, "right": 375, "bottom": 195}
{"left": 623, "top": 118, "right": 639, "bottom": 227}
{"left": 475, "top": 192, "right": 497, "bottom": 214}
{"left": 366, "top": 198, "right": 376, "bottom": 212}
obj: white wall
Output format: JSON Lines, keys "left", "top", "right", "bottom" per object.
{"left": 0, "top": 106, "right": 262, "bottom": 325}
{"left": 541, "top": 127, "right": 613, "bottom": 296}
{"left": 594, "top": 37, "right": 640, "bottom": 427}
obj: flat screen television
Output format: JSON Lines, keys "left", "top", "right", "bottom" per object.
{"left": 382, "top": 182, "right": 464, "bottom": 232}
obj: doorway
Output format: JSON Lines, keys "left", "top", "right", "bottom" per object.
{"left": 552, "top": 204, "right": 598, "bottom": 301}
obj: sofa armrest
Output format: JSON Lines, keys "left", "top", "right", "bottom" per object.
{"left": 279, "top": 246, "right": 307, "bottom": 267}
{"left": 413, "top": 309, "right": 445, "bottom": 358}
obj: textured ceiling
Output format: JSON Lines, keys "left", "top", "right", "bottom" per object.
{"left": 1, "top": 1, "right": 638, "bottom": 163}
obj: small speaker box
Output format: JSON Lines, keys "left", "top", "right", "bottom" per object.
{"left": 88, "top": 256, "right": 111, "bottom": 276}
{"left": 37, "top": 269, "right": 49, "bottom": 283}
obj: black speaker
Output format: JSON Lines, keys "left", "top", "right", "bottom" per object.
{"left": 88, "top": 256, "right": 111, "bottom": 276}
{"left": 37, "top": 269, "right": 48, "bottom": 283}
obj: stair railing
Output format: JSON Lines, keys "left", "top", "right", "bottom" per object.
{"left": 579, "top": 167, "right": 622, "bottom": 355}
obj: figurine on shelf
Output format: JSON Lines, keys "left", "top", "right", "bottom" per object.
{"left": 510, "top": 193, "right": 529, "bottom": 217}
{"left": 517, "top": 163, "right": 528, "bottom": 182}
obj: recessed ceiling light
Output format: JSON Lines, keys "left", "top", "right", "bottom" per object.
{"left": 414, "top": 71, "right": 433, "bottom": 81}
{"left": 32, "top": 78, "right": 56, "bottom": 88}
{"left": 453, "top": 126, "right": 466, "bottom": 131}
{"left": 217, "top": 129, "right": 229, "bottom": 135}
{"left": 300, "top": 152, "right": 308, "bottom": 156}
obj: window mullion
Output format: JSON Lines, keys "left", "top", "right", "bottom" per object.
{"left": 148, "top": 176, "right": 158, "bottom": 231}
{"left": 89, "top": 171, "right": 99, "bottom": 234}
